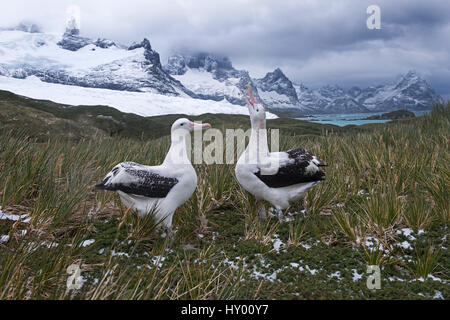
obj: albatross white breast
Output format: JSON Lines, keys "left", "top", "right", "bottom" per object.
{"left": 235, "top": 85, "right": 326, "bottom": 220}
{"left": 96, "top": 118, "right": 211, "bottom": 232}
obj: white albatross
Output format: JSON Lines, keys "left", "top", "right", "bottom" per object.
{"left": 95, "top": 118, "right": 211, "bottom": 232}
{"left": 235, "top": 85, "right": 326, "bottom": 220}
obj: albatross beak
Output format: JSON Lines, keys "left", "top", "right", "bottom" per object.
{"left": 240, "top": 84, "right": 259, "bottom": 110}
{"left": 190, "top": 122, "right": 211, "bottom": 131}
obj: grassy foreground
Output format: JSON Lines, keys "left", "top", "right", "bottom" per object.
{"left": 0, "top": 98, "right": 448, "bottom": 299}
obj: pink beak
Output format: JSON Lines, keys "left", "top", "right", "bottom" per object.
{"left": 190, "top": 121, "right": 211, "bottom": 130}
{"left": 241, "top": 84, "right": 258, "bottom": 108}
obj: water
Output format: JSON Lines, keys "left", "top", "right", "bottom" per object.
{"left": 298, "top": 110, "right": 429, "bottom": 127}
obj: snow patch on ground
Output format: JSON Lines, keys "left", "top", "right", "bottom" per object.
{"left": 0, "top": 211, "right": 30, "bottom": 223}
{"left": 352, "top": 269, "right": 363, "bottom": 282}
{"left": 271, "top": 234, "right": 284, "bottom": 253}
{"left": 80, "top": 239, "right": 95, "bottom": 247}
{"left": 329, "top": 271, "right": 343, "bottom": 280}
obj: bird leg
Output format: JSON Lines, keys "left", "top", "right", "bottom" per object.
{"left": 276, "top": 208, "right": 284, "bottom": 222}
{"left": 256, "top": 200, "right": 267, "bottom": 220}
{"left": 161, "top": 226, "right": 175, "bottom": 247}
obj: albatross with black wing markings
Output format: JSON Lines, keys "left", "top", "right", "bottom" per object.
{"left": 235, "top": 85, "right": 326, "bottom": 220}
{"left": 96, "top": 118, "right": 211, "bottom": 232}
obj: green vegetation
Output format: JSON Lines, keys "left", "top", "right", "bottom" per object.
{"left": 0, "top": 91, "right": 449, "bottom": 300}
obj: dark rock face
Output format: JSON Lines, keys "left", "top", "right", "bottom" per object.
{"left": 255, "top": 68, "right": 299, "bottom": 105}
{"left": 128, "top": 38, "right": 152, "bottom": 51}
{"left": 57, "top": 27, "right": 92, "bottom": 51}
{"left": 94, "top": 38, "right": 116, "bottom": 49}
{"left": 165, "top": 53, "right": 234, "bottom": 78}
{"left": 165, "top": 52, "right": 262, "bottom": 105}
{"left": 165, "top": 54, "right": 187, "bottom": 75}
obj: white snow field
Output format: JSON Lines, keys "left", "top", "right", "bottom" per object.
{"left": 172, "top": 68, "right": 242, "bottom": 99}
{"left": 0, "top": 75, "right": 277, "bottom": 118}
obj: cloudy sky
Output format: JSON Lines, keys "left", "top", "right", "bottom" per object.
{"left": 1, "top": 0, "right": 449, "bottom": 98}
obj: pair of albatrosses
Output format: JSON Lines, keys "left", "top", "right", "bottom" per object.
{"left": 96, "top": 86, "right": 326, "bottom": 233}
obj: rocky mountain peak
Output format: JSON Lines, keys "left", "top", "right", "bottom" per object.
{"left": 347, "top": 86, "right": 362, "bottom": 97}
{"left": 128, "top": 38, "right": 152, "bottom": 51}
{"left": 256, "top": 68, "right": 298, "bottom": 104}
{"left": 57, "top": 17, "right": 90, "bottom": 51}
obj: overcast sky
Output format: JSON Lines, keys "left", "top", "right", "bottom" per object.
{"left": 1, "top": 0, "right": 449, "bottom": 98}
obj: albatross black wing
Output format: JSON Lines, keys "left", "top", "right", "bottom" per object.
{"left": 95, "top": 162, "right": 178, "bottom": 198}
{"left": 254, "top": 148, "right": 326, "bottom": 188}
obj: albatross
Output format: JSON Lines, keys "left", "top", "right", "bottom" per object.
{"left": 95, "top": 118, "right": 211, "bottom": 232}
{"left": 235, "top": 85, "right": 326, "bottom": 220}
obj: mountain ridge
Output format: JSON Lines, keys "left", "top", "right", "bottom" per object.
{"left": 0, "top": 24, "right": 443, "bottom": 116}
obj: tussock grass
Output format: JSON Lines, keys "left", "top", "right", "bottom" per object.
{"left": 0, "top": 103, "right": 449, "bottom": 299}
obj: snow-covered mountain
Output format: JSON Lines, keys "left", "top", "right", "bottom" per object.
{"left": 349, "top": 71, "right": 443, "bottom": 112}
{"left": 0, "top": 24, "right": 189, "bottom": 96}
{"left": 294, "top": 84, "right": 368, "bottom": 114}
{"left": 255, "top": 68, "right": 299, "bottom": 109}
{"left": 0, "top": 23, "right": 443, "bottom": 117}
{"left": 256, "top": 69, "right": 442, "bottom": 114}
{"left": 165, "top": 52, "right": 260, "bottom": 105}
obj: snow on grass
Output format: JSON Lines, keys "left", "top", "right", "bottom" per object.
{"left": 0, "top": 75, "right": 278, "bottom": 118}
{"left": 413, "top": 275, "right": 447, "bottom": 283}
{"left": 0, "top": 211, "right": 30, "bottom": 223}
{"left": 110, "top": 250, "right": 130, "bottom": 258}
{"left": 396, "top": 228, "right": 417, "bottom": 241}
{"left": 149, "top": 255, "right": 166, "bottom": 268}
{"left": 433, "top": 290, "right": 444, "bottom": 300}
{"left": 352, "top": 269, "right": 363, "bottom": 282}
{"left": 271, "top": 234, "right": 284, "bottom": 253}
{"left": 388, "top": 276, "right": 406, "bottom": 282}
{"left": 0, "top": 235, "right": 9, "bottom": 243}
{"left": 329, "top": 271, "right": 343, "bottom": 280}
{"left": 80, "top": 239, "right": 95, "bottom": 247}
{"left": 396, "top": 240, "right": 413, "bottom": 250}
{"left": 304, "top": 265, "right": 319, "bottom": 275}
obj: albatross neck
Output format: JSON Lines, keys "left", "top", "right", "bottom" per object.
{"left": 163, "top": 131, "right": 191, "bottom": 166}
{"left": 248, "top": 118, "right": 269, "bottom": 157}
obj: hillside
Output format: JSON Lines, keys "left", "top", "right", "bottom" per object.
{"left": 365, "top": 109, "right": 416, "bottom": 120}
{"left": 0, "top": 90, "right": 347, "bottom": 141}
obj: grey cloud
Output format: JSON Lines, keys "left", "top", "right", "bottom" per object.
{"left": 0, "top": 0, "right": 449, "bottom": 97}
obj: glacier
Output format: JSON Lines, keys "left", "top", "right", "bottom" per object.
{"left": 0, "top": 75, "right": 277, "bottom": 118}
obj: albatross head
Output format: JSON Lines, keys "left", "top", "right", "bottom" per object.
{"left": 241, "top": 85, "right": 266, "bottom": 128}
{"left": 171, "top": 118, "right": 211, "bottom": 135}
